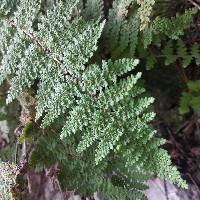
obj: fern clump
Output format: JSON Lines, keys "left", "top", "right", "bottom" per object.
{"left": 0, "top": 0, "right": 188, "bottom": 198}
{"left": 82, "top": 0, "right": 196, "bottom": 63}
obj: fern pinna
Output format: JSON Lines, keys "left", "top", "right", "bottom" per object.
{"left": 179, "top": 80, "right": 200, "bottom": 117}
{"left": 139, "top": 7, "right": 197, "bottom": 69}
{"left": 0, "top": 161, "right": 16, "bottom": 200}
{"left": 0, "top": 0, "right": 186, "bottom": 199}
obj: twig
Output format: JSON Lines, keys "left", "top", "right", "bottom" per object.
{"left": 186, "top": 173, "right": 200, "bottom": 194}
{"left": 14, "top": 142, "right": 19, "bottom": 164}
{"left": 27, "top": 172, "right": 32, "bottom": 193}
{"left": 163, "top": 179, "right": 169, "bottom": 200}
{"left": 55, "top": 179, "right": 65, "bottom": 200}
{"left": 188, "top": 0, "right": 200, "bottom": 10}
{"left": 175, "top": 119, "right": 191, "bottom": 134}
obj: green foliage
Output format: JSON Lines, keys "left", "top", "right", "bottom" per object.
{"left": 143, "top": 7, "right": 197, "bottom": 48}
{"left": 0, "top": 161, "right": 15, "bottom": 200}
{"left": 153, "top": 8, "right": 196, "bottom": 38}
{"left": 180, "top": 80, "right": 200, "bottom": 116}
{"left": 82, "top": 0, "right": 196, "bottom": 63}
{"left": 163, "top": 40, "right": 200, "bottom": 67}
{"left": 137, "top": 0, "right": 155, "bottom": 31}
{"left": 82, "top": 0, "right": 104, "bottom": 20}
{"left": 103, "top": 0, "right": 140, "bottom": 58}
{"left": 0, "top": 92, "right": 18, "bottom": 163}
{"left": 82, "top": 0, "right": 143, "bottom": 58}
{"left": 143, "top": 40, "right": 200, "bottom": 70}
{"left": 135, "top": 7, "right": 196, "bottom": 70}
{"left": 0, "top": 0, "right": 188, "bottom": 198}
{"left": 17, "top": 122, "right": 33, "bottom": 144}
{"left": 138, "top": 6, "right": 198, "bottom": 70}
{"left": 29, "top": 132, "right": 150, "bottom": 199}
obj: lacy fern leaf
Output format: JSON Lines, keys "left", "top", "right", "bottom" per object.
{"left": 137, "top": 0, "right": 155, "bottom": 31}
{"left": 29, "top": 132, "right": 150, "bottom": 199}
{"left": 180, "top": 80, "right": 200, "bottom": 116}
{"left": 82, "top": 0, "right": 104, "bottom": 20}
{"left": 0, "top": 161, "right": 15, "bottom": 200}
{"left": 143, "top": 7, "right": 197, "bottom": 48}
{"left": 103, "top": 0, "right": 140, "bottom": 58}
{"left": 0, "top": 0, "right": 187, "bottom": 198}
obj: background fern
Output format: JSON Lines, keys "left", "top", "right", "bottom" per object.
{"left": 140, "top": 39, "right": 200, "bottom": 70}
{"left": 142, "top": 7, "right": 197, "bottom": 48}
{"left": 82, "top": 0, "right": 197, "bottom": 63}
{"left": 179, "top": 80, "right": 200, "bottom": 116}
{"left": 29, "top": 131, "right": 150, "bottom": 199}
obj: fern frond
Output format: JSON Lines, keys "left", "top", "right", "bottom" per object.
{"left": 142, "top": 40, "right": 200, "bottom": 70}
{"left": 82, "top": 0, "right": 104, "bottom": 20}
{"left": 190, "top": 43, "right": 200, "bottom": 65}
{"left": 0, "top": 161, "right": 15, "bottom": 200}
{"left": 0, "top": 0, "right": 187, "bottom": 196}
{"left": 29, "top": 132, "right": 149, "bottom": 199}
{"left": 162, "top": 40, "right": 200, "bottom": 68}
{"left": 180, "top": 80, "right": 200, "bottom": 116}
{"left": 162, "top": 40, "right": 177, "bottom": 66}
{"left": 103, "top": 0, "right": 140, "bottom": 58}
{"left": 143, "top": 7, "right": 197, "bottom": 48}
{"left": 153, "top": 8, "right": 196, "bottom": 39}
